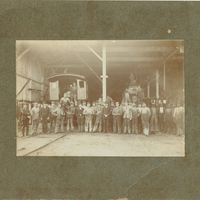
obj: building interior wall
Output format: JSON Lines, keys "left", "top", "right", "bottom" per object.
{"left": 16, "top": 52, "right": 44, "bottom": 102}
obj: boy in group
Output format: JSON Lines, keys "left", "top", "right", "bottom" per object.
{"left": 112, "top": 102, "right": 123, "bottom": 134}
{"left": 102, "top": 102, "right": 111, "bottom": 133}
{"left": 83, "top": 102, "right": 93, "bottom": 133}
{"left": 122, "top": 102, "right": 132, "bottom": 134}
{"left": 93, "top": 103, "right": 103, "bottom": 133}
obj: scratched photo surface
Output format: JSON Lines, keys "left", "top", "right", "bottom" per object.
{"left": 16, "top": 40, "right": 185, "bottom": 157}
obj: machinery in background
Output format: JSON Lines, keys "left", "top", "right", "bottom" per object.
{"left": 48, "top": 73, "right": 88, "bottom": 102}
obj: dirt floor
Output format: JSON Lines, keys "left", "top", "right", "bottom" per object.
{"left": 17, "top": 132, "right": 185, "bottom": 157}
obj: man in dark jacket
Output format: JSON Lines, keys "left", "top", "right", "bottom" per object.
{"left": 40, "top": 103, "right": 50, "bottom": 134}
{"left": 103, "top": 103, "right": 111, "bottom": 133}
{"left": 112, "top": 102, "right": 123, "bottom": 134}
{"left": 20, "top": 104, "right": 30, "bottom": 136}
{"left": 66, "top": 102, "right": 75, "bottom": 132}
{"left": 76, "top": 103, "right": 85, "bottom": 132}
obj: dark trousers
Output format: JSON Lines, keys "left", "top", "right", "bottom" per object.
{"left": 113, "top": 115, "right": 121, "bottom": 133}
{"left": 123, "top": 118, "right": 131, "bottom": 134}
{"left": 103, "top": 116, "right": 110, "bottom": 133}
{"left": 132, "top": 116, "right": 138, "bottom": 134}
{"left": 138, "top": 115, "right": 142, "bottom": 134}
{"left": 42, "top": 118, "right": 48, "bottom": 133}
{"left": 158, "top": 113, "right": 164, "bottom": 132}
{"left": 77, "top": 117, "right": 85, "bottom": 132}
{"left": 22, "top": 124, "right": 29, "bottom": 136}
{"left": 164, "top": 116, "right": 176, "bottom": 134}
{"left": 50, "top": 116, "right": 56, "bottom": 133}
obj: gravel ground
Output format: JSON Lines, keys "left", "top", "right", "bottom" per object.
{"left": 18, "top": 132, "right": 185, "bottom": 157}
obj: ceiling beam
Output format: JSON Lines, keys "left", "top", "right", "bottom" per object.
{"left": 87, "top": 46, "right": 103, "bottom": 62}
{"left": 16, "top": 47, "right": 31, "bottom": 61}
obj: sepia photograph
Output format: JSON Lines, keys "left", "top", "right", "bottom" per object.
{"left": 16, "top": 40, "right": 184, "bottom": 157}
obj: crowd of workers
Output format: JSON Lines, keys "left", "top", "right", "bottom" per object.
{"left": 17, "top": 95, "right": 184, "bottom": 137}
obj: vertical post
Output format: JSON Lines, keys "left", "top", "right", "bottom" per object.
{"left": 163, "top": 62, "right": 166, "bottom": 92}
{"left": 102, "top": 45, "right": 107, "bottom": 102}
{"left": 147, "top": 82, "right": 150, "bottom": 98}
{"left": 156, "top": 68, "right": 159, "bottom": 99}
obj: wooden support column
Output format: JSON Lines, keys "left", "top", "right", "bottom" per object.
{"left": 102, "top": 46, "right": 107, "bottom": 102}
{"left": 147, "top": 82, "right": 150, "bottom": 98}
{"left": 163, "top": 62, "right": 166, "bottom": 92}
{"left": 156, "top": 69, "right": 159, "bottom": 99}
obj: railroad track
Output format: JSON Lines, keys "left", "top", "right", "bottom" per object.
{"left": 23, "top": 134, "right": 67, "bottom": 156}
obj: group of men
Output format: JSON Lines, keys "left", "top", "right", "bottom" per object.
{"left": 17, "top": 97, "right": 184, "bottom": 137}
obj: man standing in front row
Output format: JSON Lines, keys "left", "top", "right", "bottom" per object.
{"left": 40, "top": 103, "right": 50, "bottom": 134}
{"left": 141, "top": 102, "right": 151, "bottom": 136}
{"left": 83, "top": 102, "right": 93, "bottom": 133}
{"left": 76, "top": 103, "right": 85, "bottom": 132}
{"left": 122, "top": 102, "right": 132, "bottom": 134}
{"left": 20, "top": 104, "right": 30, "bottom": 137}
{"left": 102, "top": 102, "right": 111, "bottom": 133}
{"left": 31, "top": 103, "right": 40, "bottom": 135}
{"left": 112, "top": 102, "right": 123, "bottom": 134}
{"left": 93, "top": 103, "right": 103, "bottom": 133}
{"left": 131, "top": 103, "right": 138, "bottom": 134}
{"left": 66, "top": 102, "right": 75, "bottom": 132}
{"left": 49, "top": 102, "right": 57, "bottom": 133}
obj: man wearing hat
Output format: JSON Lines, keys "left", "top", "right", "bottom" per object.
{"left": 93, "top": 103, "right": 103, "bottom": 133}
{"left": 66, "top": 101, "right": 75, "bottom": 132}
{"left": 76, "top": 103, "right": 85, "bottom": 132}
{"left": 122, "top": 102, "right": 132, "bottom": 134}
{"left": 173, "top": 103, "right": 184, "bottom": 136}
{"left": 112, "top": 102, "right": 123, "bottom": 134}
{"left": 102, "top": 102, "right": 111, "bottom": 133}
{"left": 40, "top": 103, "right": 50, "bottom": 134}
{"left": 31, "top": 102, "right": 40, "bottom": 135}
{"left": 141, "top": 102, "right": 151, "bottom": 136}
{"left": 20, "top": 104, "right": 30, "bottom": 136}
{"left": 83, "top": 102, "right": 93, "bottom": 133}
{"left": 49, "top": 101, "right": 57, "bottom": 133}
{"left": 150, "top": 101, "right": 159, "bottom": 134}
{"left": 131, "top": 103, "right": 139, "bottom": 134}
